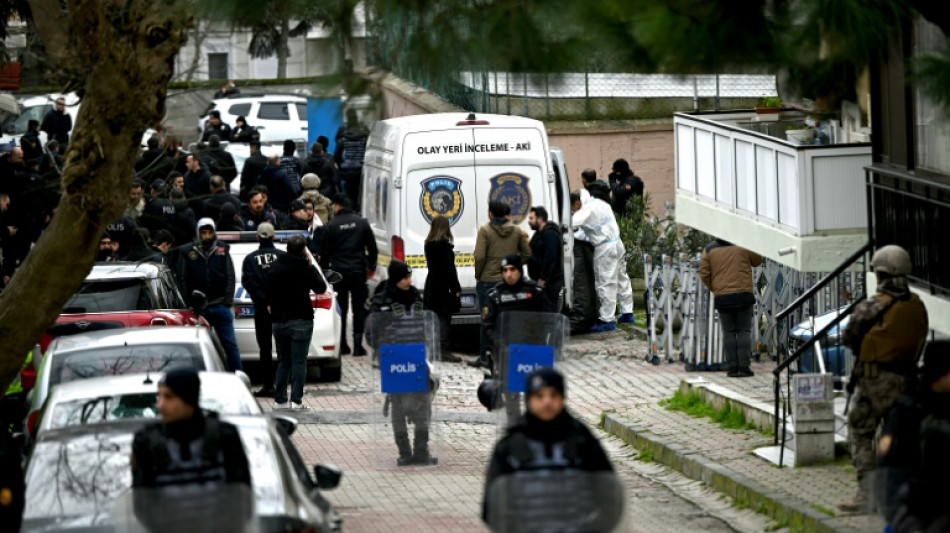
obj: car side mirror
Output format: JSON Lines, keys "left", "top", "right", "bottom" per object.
{"left": 313, "top": 463, "right": 342, "bottom": 490}
{"left": 272, "top": 413, "right": 298, "bottom": 436}
{"left": 323, "top": 269, "right": 343, "bottom": 284}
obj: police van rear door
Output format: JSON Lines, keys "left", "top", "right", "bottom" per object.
{"left": 401, "top": 129, "right": 479, "bottom": 306}
{"left": 471, "top": 126, "right": 549, "bottom": 233}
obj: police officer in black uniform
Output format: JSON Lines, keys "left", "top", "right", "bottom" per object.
{"left": 482, "top": 253, "right": 544, "bottom": 369}
{"left": 368, "top": 261, "right": 439, "bottom": 466}
{"left": 177, "top": 218, "right": 242, "bottom": 372}
{"left": 483, "top": 367, "right": 614, "bottom": 524}
{"left": 322, "top": 193, "right": 377, "bottom": 356}
{"left": 131, "top": 367, "right": 250, "bottom": 487}
{"left": 876, "top": 341, "right": 950, "bottom": 531}
{"left": 241, "top": 222, "right": 285, "bottom": 398}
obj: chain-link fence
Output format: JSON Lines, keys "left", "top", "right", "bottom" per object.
{"left": 366, "top": 15, "right": 778, "bottom": 121}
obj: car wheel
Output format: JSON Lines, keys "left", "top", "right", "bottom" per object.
{"left": 308, "top": 358, "right": 341, "bottom": 383}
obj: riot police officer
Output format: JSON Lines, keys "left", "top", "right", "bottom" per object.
{"left": 482, "top": 254, "right": 544, "bottom": 368}
{"left": 482, "top": 368, "right": 620, "bottom": 531}
{"left": 131, "top": 367, "right": 251, "bottom": 488}
{"left": 839, "top": 245, "right": 929, "bottom": 512}
{"left": 369, "top": 260, "right": 439, "bottom": 466}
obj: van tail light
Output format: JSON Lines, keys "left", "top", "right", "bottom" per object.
{"left": 312, "top": 292, "right": 333, "bottom": 310}
{"left": 150, "top": 317, "right": 168, "bottom": 326}
{"left": 391, "top": 235, "right": 405, "bottom": 262}
{"left": 26, "top": 410, "right": 40, "bottom": 435}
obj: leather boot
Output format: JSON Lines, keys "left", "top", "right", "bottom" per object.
{"left": 339, "top": 332, "right": 351, "bottom": 355}
{"left": 353, "top": 333, "right": 367, "bottom": 356}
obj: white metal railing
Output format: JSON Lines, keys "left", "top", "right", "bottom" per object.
{"left": 674, "top": 112, "right": 872, "bottom": 237}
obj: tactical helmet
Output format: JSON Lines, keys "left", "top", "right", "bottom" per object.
{"left": 477, "top": 378, "right": 504, "bottom": 411}
{"left": 871, "top": 245, "right": 912, "bottom": 276}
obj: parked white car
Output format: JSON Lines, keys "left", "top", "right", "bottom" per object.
{"left": 198, "top": 93, "right": 310, "bottom": 143}
{"left": 26, "top": 326, "right": 233, "bottom": 437}
{"left": 218, "top": 231, "right": 343, "bottom": 382}
{"left": 33, "top": 371, "right": 260, "bottom": 436}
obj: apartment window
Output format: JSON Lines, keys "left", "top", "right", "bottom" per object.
{"left": 914, "top": 20, "right": 950, "bottom": 175}
{"left": 208, "top": 53, "right": 228, "bottom": 80}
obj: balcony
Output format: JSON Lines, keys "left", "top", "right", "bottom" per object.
{"left": 674, "top": 110, "right": 872, "bottom": 272}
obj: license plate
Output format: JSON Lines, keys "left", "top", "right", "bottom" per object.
{"left": 460, "top": 295, "right": 476, "bottom": 308}
{"left": 236, "top": 305, "right": 255, "bottom": 317}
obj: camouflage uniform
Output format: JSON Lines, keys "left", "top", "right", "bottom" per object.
{"left": 839, "top": 275, "right": 927, "bottom": 512}
{"left": 847, "top": 369, "right": 906, "bottom": 478}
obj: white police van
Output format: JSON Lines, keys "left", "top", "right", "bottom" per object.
{"left": 361, "top": 113, "right": 573, "bottom": 324}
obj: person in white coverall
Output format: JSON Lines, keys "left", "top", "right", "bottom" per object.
{"left": 570, "top": 189, "right": 634, "bottom": 332}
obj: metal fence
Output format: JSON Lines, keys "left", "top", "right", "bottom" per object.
{"left": 644, "top": 253, "right": 865, "bottom": 369}
{"left": 365, "top": 16, "right": 777, "bottom": 121}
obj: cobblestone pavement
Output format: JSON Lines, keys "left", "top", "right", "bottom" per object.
{"left": 261, "top": 327, "right": 871, "bottom": 532}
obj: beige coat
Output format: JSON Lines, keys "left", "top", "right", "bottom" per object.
{"left": 699, "top": 241, "right": 763, "bottom": 296}
{"left": 474, "top": 220, "right": 531, "bottom": 282}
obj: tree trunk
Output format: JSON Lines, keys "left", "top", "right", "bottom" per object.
{"left": 0, "top": 0, "right": 191, "bottom": 393}
{"left": 277, "top": 17, "right": 290, "bottom": 79}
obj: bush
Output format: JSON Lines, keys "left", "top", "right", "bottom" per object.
{"left": 618, "top": 194, "right": 710, "bottom": 279}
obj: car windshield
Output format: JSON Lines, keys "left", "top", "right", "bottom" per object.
{"left": 23, "top": 422, "right": 286, "bottom": 526}
{"left": 49, "top": 390, "right": 257, "bottom": 429}
{"left": 51, "top": 344, "right": 204, "bottom": 385}
{"left": 63, "top": 278, "right": 154, "bottom": 313}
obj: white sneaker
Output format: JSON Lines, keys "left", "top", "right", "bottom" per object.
{"left": 273, "top": 401, "right": 289, "bottom": 410}
{"left": 290, "top": 402, "right": 310, "bottom": 411}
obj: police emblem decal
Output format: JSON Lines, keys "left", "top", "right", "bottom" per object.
{"left": 489, "top": 173, "right": 531, "bottom": 224}
{"left": 420, "top": 176, "right": 464, "bottom": 225}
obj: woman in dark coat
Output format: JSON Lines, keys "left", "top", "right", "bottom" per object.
{"left": 423, "top": 215, "right": 462, "bottom": 362}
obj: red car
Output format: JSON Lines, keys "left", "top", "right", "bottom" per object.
{"left": 36, "top": 262, "right": 203, "bottom": 370}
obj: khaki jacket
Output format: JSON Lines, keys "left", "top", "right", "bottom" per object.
{"left": 859, "top": 293, "right": 929, "bottom": 363}
{"left": 699, "top": 241, "right": 763, "bottom": 297}
{"left": 474, "top": 220, "right": 531, "bottom": 282}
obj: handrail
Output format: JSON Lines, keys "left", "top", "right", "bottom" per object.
{"left": 772, "top": 296, "right": 864, "bottom": 462}
{"left": 773, "top": 297, "right": 864, "bottom": 377}
{"left": 775, "top": 241, "right": 873, "bottom": 321}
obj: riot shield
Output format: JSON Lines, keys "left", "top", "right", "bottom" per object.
{"left": 495, "top": 311, "right": 569, "bottom": 427}
{"left": 114, "top": 483, "right": 256, "bottom": 533}
{"left": 485, "top": 470, "right": 625, "bottom": 533}
{"left": 366, "top": 309, "right": 440, "bottom": 468}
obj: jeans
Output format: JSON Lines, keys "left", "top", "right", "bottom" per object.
{"left": 336, "top": 271, "right": 369, "bottom": 347}
{"left": 718, "top": 304, "right": 754, "bottom": 370}
{"left": 273, "top": 319, "right": 313, "bottom": 404}
{"left": 201, "top": 304, "right": 242, "bottom": 371}
{"left": 476, "top": 281, "right": 496, "bottom": 363}
{"left": 252, "top": 301, "right": 273, "bottom": 388}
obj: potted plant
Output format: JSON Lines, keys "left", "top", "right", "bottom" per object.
{"left": 755, "top": 96, "right": 782, "bottom": 114}
{"left": 754, "top": 96, "right": 782, "bottom": 122}
{"left": 785, "top": 124, "right": 814, "bottom": 144}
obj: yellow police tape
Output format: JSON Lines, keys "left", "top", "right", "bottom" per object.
{"left": 397, "top": 253, "right": 476, "bottom": 269}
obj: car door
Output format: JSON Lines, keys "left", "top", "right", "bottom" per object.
{"left": 401, "top": 129, "right": 479, "bottom": 302}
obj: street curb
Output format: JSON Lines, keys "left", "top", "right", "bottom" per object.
{"left": 601, "top": 412, "right": 862, "bottom": 533}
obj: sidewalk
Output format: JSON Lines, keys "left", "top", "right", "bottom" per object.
{"left": 585, "top": 329, "right": 884, "bottom": 533}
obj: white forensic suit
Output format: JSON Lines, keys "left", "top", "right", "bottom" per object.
{"left": 571, "top": 189, "right": 634, "bottom": 324}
